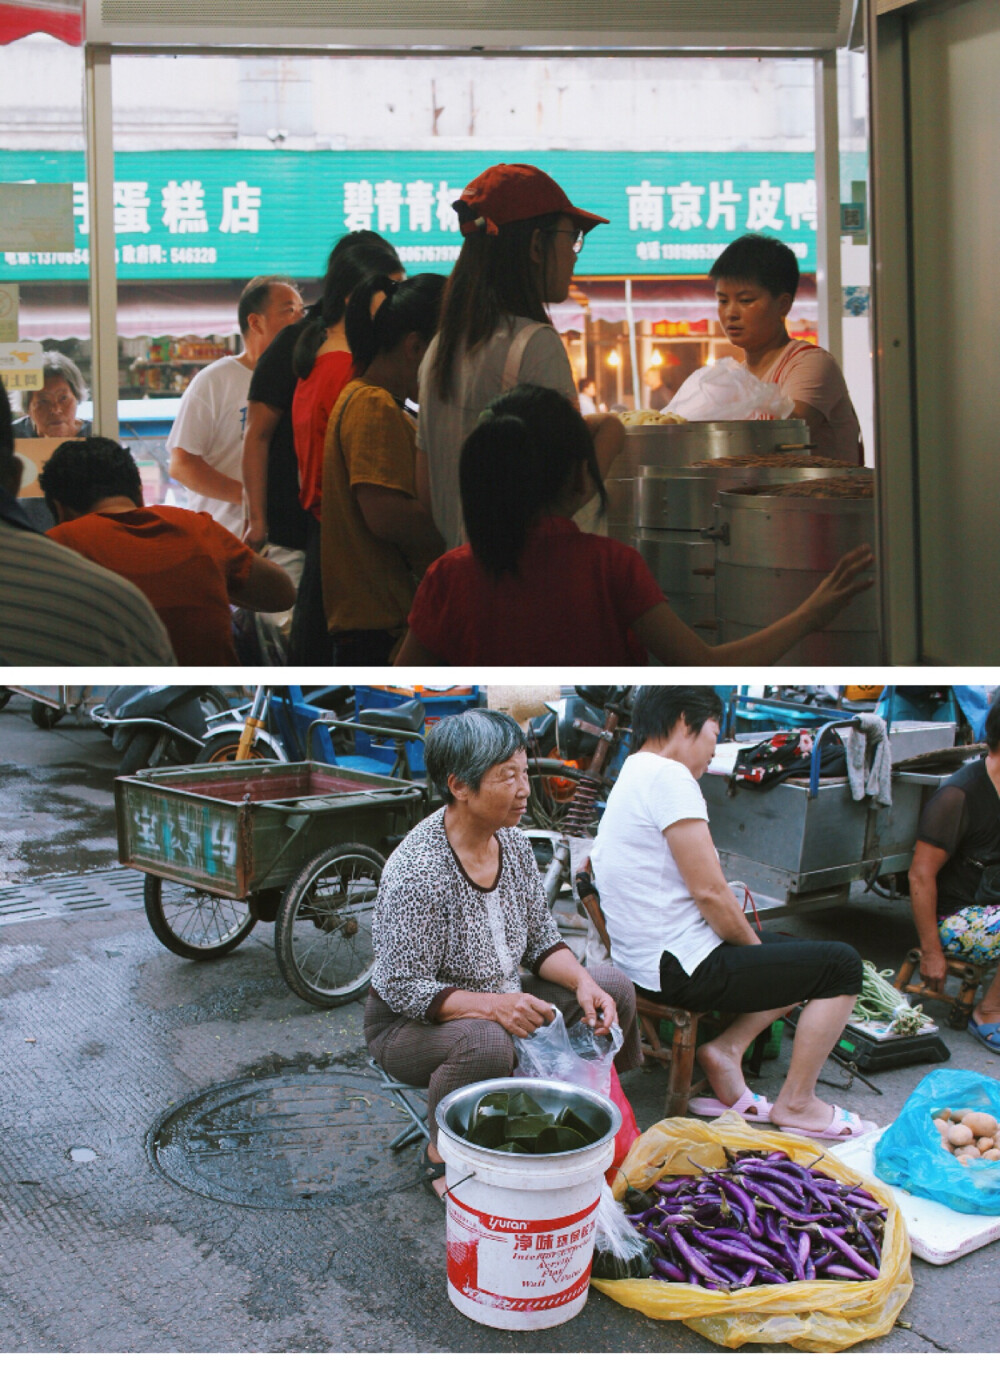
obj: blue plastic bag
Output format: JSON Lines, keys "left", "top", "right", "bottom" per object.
{"left": 873, "top": 1068, "right": 1000, "bottom": 1215}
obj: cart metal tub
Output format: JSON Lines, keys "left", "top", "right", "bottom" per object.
{"left": 115, "top": 759, "right": 423, "bottom": 899}
{"left": 701, "top": 737, "right": 967, "bottom": 913}
{"left": 114, "top": 760, "right": 427, "bottom": 1008}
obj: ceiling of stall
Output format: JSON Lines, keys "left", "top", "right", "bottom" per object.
{"left": 86, "top": 0, "right": 856, "bottom": 51}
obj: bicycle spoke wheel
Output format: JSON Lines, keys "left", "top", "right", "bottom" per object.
{"left": 274, "top": 843, "right": 384, "bottom": 1007}
{"left": 144, "top": 875, "right": 258, "bottom": 960}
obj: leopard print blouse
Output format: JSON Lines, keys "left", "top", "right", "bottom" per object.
{"left": 371, "top": 806, "right": 565, "bottom": 1022}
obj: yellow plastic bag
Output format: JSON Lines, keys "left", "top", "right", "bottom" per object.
{"left": 591, "top": 1112, "right": 912, "bottom": 1352}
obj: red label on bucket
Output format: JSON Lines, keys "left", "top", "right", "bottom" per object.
{"left": 446, "top": 1193, "right": 599, "bottom": 1312}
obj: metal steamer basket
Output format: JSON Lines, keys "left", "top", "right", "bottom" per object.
{"left": 706, "top": 486, "right": 880, "bottom": 665}
{"left": 623, "top": 419, "right": 812, "bottom": 639}
{"left": 635, "top": 460, "right": 854, "bottom": 530}
{"left": 623, "top": 417, "right": 812, "bottom": 472}
{"left": 634, "top": 469, "right": 719, "bottom": 639}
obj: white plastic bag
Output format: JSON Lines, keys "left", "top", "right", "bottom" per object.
{"left": 667, "top": 358, "right": 794, "bottom": 422}
{"left": 514, "top": 1006, "right": 623, "bottom": 1097}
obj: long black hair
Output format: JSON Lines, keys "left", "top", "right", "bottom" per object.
{"left": 431, "top": 213, "right": 562, "bottom": 402}
{"left": 459, "top": 383, "right": 606, "bottom": 580}
{"left": 345, "top": 273, "right": 447, "bottom": 374}
{"left": 292, "top": 230, "right": 402, "bottom": 380}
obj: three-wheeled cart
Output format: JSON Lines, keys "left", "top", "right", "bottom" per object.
{"left": 703, "top": 708, "right": 976, "bottom": 914}
{"left": 114, "top": 759, "right": 425, "bottom": 1007}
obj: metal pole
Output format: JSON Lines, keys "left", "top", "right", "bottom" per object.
{"left": 813, "top": 50, "right": 843, "bottom": 365}
{"left": 624, "top": 277, "right": 640, "bottom": 408}
{"left": 84, "top": 44, "right": 119, "bottom": 440}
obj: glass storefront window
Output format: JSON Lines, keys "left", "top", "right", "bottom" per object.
{"left": 0, "top": 33, "right": 89, "bottom": 525}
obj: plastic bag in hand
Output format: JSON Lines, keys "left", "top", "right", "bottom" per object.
{"left": 513, "top": 1005, "right": 623, "bottom": 1097}
{"left": 667, "top": 358, "right": 794, "bottom": 422}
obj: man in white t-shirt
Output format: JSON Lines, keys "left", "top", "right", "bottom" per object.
{"left": 169, "top": 276, "right": 304, "bottom": 651}
{"left": 168, "top": 275, "right": 304, "bottom": 536}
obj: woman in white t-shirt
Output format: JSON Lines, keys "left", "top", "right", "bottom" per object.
{"left": 591, "top": 685, "right": 878, "bottom": 1142}
{"left": 415, "top": 162, "right": 625, "bottom": 550}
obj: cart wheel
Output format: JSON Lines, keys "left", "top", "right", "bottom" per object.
{"left": 194, "top": 729, "right": 282, "bottom": 765}
{"left": 31, "top": 701, "right": 65, "bottom": 730}
{"left": 144, "top": 875, "right": 258, "bottom": 960}
{"left": 274, "top": 843, "right": 384, "bottom": 1007}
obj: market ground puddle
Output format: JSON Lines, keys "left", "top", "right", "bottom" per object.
{"left": 147, "top": 1066, "right": 422, "bottom": 1209}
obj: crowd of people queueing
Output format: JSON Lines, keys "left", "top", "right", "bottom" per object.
{"left": 1, "top": 161, "right": 873, "bottom": 669}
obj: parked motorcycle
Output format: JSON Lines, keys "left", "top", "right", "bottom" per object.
{"left": 91, "top": 684, "right": 236, "bottom": 774}
{"left": 193, "top": 685, "right": 355, "bottom": 764}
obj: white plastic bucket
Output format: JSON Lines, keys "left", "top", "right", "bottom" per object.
{"left": 435, "top": 1076, "right": 620, "bottom": 1330}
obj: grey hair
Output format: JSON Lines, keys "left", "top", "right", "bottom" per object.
{"left": 424, "top": 709, "right": 527, "bottom": 802}
{"left": 24, "top": 350, "right": 88, "bottom": 407}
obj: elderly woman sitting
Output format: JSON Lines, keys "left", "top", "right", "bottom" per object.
{"left": 365, "top": 708, "right": 640, "bottom": 1198}
{"left": 591, "top": 685, "right": 876, "bottom": 1142}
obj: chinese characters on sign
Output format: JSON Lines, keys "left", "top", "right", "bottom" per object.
{"left": 342, "top": 178, "right": 465, "bottom": 263}
{"left": 70, "top": 180, "right": 263, "bottom": 238}
{"left": 625, "top": 176, "right": 816, "bottom": 262}
{"left": 341, "top": 178, "right": 463, "bottom": 234}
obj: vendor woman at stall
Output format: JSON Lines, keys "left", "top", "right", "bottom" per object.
{"left": 907, "top": 691, "right": 1000, "bottom": 1054}
{"left": 365, "top": 709, "right": 641, "bottom": 1198}
{"left": 710, "top": 234, "right": 863, "bottom": 466}
{"left": 591, "top": 685, "right": 877, "bottom": 1141}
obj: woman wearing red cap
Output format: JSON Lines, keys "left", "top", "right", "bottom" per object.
{"left": 415, "top": 162, "right": 624, "bottom": 550}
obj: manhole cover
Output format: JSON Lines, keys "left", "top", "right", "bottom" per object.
{"left": 147, "top": 1068, "right": 423, "bottom": 1210}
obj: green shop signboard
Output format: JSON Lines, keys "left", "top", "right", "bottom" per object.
{"left": 1, "top": 149, "right": 818, "bottom": 281}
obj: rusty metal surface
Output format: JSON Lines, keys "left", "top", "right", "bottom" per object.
{"left": 114, "top": 764, "right": 424, "bottom": 899}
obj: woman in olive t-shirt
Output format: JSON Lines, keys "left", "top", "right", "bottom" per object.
{"left": 320, "top": 274, "right": 446, "bottom": 666}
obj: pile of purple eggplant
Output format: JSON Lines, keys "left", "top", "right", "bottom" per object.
{"left": 623, "top": 1148, "right": 887, "bottom": 1290}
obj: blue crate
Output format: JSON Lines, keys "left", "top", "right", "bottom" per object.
{"left": 352, "top": 686, "right": 480, "bottom": 775}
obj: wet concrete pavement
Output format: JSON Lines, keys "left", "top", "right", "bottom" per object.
{"left": 2, "top": 690, "right": 999, "bottom": 1355}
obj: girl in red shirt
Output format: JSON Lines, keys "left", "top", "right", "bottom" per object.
{"left": 396, "top": 385, "right": 875, "bottom": 667}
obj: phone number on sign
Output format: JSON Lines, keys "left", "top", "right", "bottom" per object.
{"left": 169, "top": 247, "right": 218, "bottom": 264}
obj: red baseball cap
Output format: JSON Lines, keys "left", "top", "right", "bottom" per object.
{"left": 452, "top": 163, "right": 609, "bottom": 238}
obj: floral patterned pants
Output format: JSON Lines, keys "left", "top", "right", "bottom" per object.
{"left": 938, "top": 906, "right": 1000, "bottom": 964}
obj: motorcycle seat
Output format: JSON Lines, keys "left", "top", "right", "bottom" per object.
{"left": 357, "top": 700, "right": 426, "bottom": 735}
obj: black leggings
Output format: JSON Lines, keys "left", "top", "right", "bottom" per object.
{"left": 635, "top": 931, "right": 863, "bottom": 1015}
{"left": 288, "top": 516, "right": 335, "bottom": 667}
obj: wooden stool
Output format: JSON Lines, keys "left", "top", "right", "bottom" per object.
{"left": 894, "top": 948, "right": 999, "bottom": 1029}
{"left": 576, "top": 861, "right": 709, "bottom": 1116}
